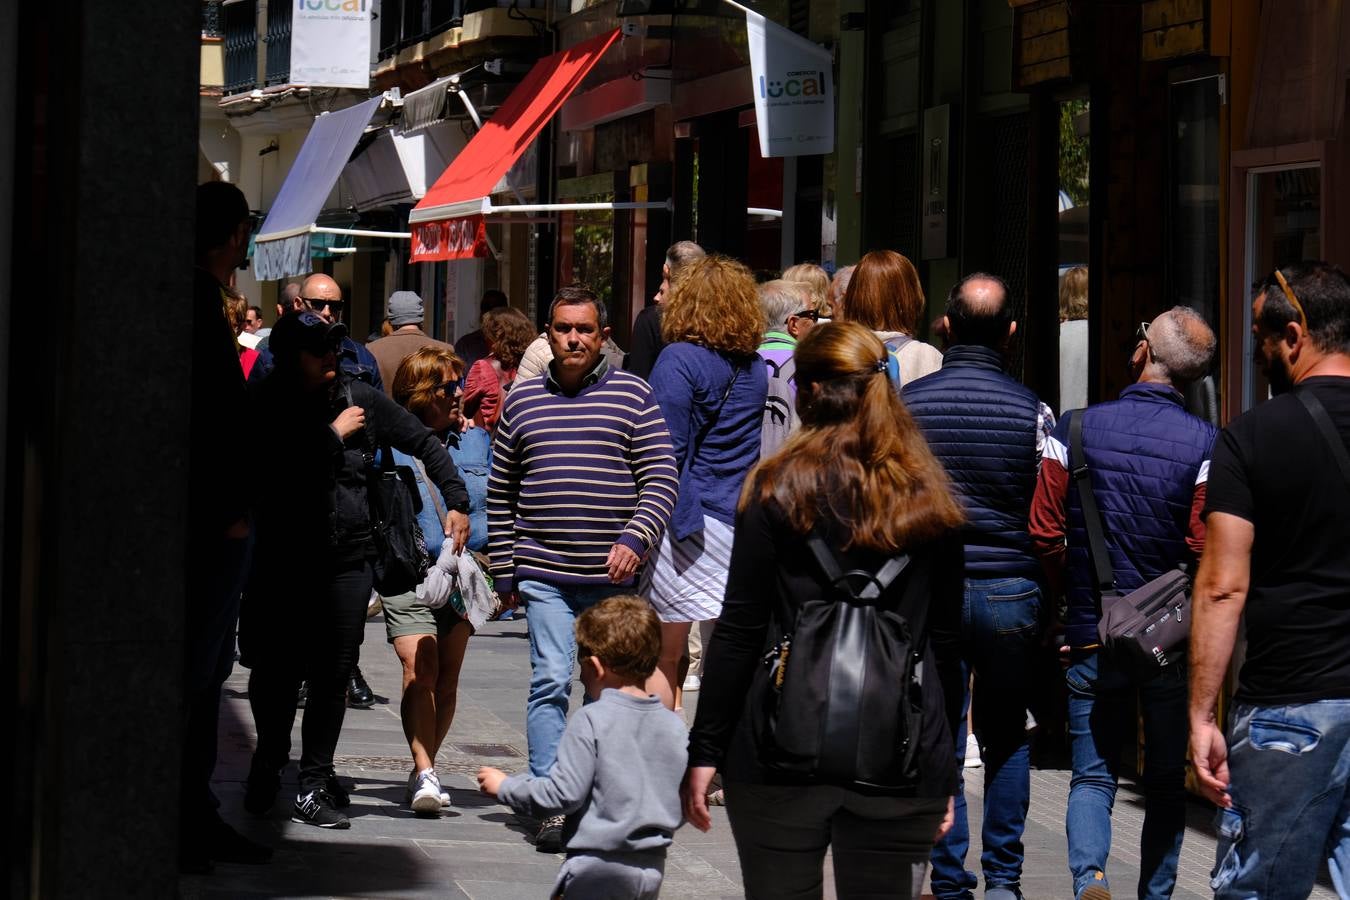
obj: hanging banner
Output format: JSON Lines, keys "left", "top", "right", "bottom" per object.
{"left": 290, "top": 0, "right": 372, "bottom": 89}
{"left": 745, "top": 11, "right": 835, "bottom": 157}
{"left": 410, "top": 215, "right": 490, "bottom": 263}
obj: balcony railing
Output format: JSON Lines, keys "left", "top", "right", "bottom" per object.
{"left": 264, "top": 1, "right": 293, "bottom": 86}
{"left": 379, "top": 0, "right": 535, "bottom": 60}
{"left": 223, "top": 0, "right": 258, "bottom": 95}
{"left": 202, "top": 0, "right": 223, "bottom": 39}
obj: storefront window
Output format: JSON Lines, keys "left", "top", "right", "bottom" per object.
{"left": 1057, "top": 96, "right": 1090, "bottom": 414}
{"left": 558, "top": 192, "right": 616, "bottom": 318}
{"left": 1168, "top": 74, "right": 1222, "bottom": 421}
{"left": 1243, "top": 165, "right": 1321, "bottom": 408}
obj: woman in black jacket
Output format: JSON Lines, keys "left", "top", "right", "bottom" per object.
{"left": 683, "top": 321, "right": 967, "bottom": 899}
{"left": 241, "top": 312, "right": 470, "bottom": 830}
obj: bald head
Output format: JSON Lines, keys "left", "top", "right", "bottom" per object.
{"left": 1142, "top": 306, "right": 1215, "bottom": 387}
{"left": 945, "top": 272, "right": 1013, "bottom": 348}
{"left": 301, "top": 274, "right": 343, "bottom": 323}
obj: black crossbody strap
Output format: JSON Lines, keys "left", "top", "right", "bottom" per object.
{"left": 1297, "top": 389, "right": 1350, "bottom": 484}
{"left": 1069, "top": 410, "right": 1116, "bottom": 597}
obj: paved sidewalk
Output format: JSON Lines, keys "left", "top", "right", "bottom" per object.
{"left": 182, "top": 614, "right": 1338, "bottom": 899}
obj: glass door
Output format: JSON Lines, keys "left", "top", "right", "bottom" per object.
{"left": 1242, "top": 164, "right": 1321, "bottom": 409}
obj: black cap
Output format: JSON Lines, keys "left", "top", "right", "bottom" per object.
{"left": 269, "top": 311, "right": 348, "bottom": 364}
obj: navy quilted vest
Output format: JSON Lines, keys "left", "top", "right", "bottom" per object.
{"left": 903, "top": 345, "right": 1043, "bottom": 579}
{"left": 1061, "top": 383, "right": 1217, "bottom": 646}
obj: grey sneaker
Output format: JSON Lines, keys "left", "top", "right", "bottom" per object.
{"left": 410, "top": 769, "right": 443, "bottom": 815}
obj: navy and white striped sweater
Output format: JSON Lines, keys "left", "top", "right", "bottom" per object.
{"left": 487, "top": 363, "right": 679, "bottom": 592}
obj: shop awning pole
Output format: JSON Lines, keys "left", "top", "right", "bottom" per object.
{"left": 481, "top": 199, "right": 674, "bottom": 215}
{"left": 311, "top": 226, "right": 412, "bottom": 239}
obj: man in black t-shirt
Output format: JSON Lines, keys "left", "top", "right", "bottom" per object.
{"left": 1190, "top": 261, "right": 1350, "bottom": 898}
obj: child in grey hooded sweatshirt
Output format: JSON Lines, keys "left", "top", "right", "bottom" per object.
{"left": 478, "top": 595, "right": 687, "bottom": 899}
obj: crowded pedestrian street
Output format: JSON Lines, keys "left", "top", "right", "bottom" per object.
{"left": 177, "top": 612, "right": 1339, "bottom": 899}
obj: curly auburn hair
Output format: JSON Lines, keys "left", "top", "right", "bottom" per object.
{"left": 392, "top": 345, "right": 464, "bottom": 422}
{"left": 661, "top": 255, "right": 765, "bottom": 356}
{"left": 575, "top": 595, "right": 661, "bottom": 683}
{"left": 841, "top": 249, "right": 926, "bottom": 335}
{"left": 481, "top": 306, "right": 535, "bottom": 369}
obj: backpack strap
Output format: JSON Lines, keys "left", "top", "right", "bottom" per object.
{"left": 805, "top": 534, "right": 911, "bottom": 601}
{"left": 1069, "top": 409, "right": 1116, "bottom": 605}
{"left": 1297, "top": 388, "right": 1350, "bottom": 484}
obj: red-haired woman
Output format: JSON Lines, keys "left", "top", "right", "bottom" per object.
{"left": 684, "top": 321, "right": 965, "bottom": 899}
{"left": 839, "top": 249, "right": 944, "bottom": 387}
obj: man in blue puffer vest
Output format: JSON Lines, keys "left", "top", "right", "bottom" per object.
{"left": 904, "top": 273, "right": 1056, "bottom": 900}
{"left": 1030, "top": 306, "right": 1216, "bottom": 900}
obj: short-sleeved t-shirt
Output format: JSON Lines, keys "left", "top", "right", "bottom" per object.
{"left": 1203, "top": 376, "right": 1350, "bottom": 705}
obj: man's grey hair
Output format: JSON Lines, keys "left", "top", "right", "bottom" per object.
{"left": 758, "top": 280, "right": 813, "bottom": 333}
{"left": 665, "top": 241, "right": 705, "bottom": 278}
{"left": 831, "top": 264, "right": 855, "bottom": 302}
{"left": 1148, "top": 305, "right": 1216, "bottom": 385}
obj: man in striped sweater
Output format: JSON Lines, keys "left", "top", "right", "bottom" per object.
{"left": 488, "top": 285, "right": 679, "bottom": 852}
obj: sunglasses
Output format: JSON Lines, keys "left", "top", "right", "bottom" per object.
{"left": 434, "top": 380, "right": 460, "bottom": 397}
{"left": 1272, "top": 269, "right": 1308, "bottom": 330}
{"left": 789, "top": 309, "right": 820, "bottom": 322}
{"left": 301, "top": 297, "right": 345, "bottom": 312}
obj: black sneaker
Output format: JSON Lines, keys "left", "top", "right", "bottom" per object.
{"left": 534, "top": 815, "right": 565, "bottom": 853}
{"left": 244, "top": 761, "right": 280, "bottom": 817}
{"left": 291, "top": 789, "right": 350, "bottom": 829}
{"left": 325, "top": 773, "right": 351, "bottom": 808}
{"left": 347, "top": 667, "right": 375, "bottom": 709}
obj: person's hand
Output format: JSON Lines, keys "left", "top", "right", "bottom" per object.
{"left": 331, "top": 406, "right": 366, "bottom": 441}
{"left": 445, "top": 510, "right": 470, "bottom": 554}
{"left": 934, "top": 795, "right": 955, "bottom": 844}
{"left": 1190, "top": 719, "right": 1232, "bottom": 808}
{"left": 607, "top": 543, "right": 641, "bottom": 583}
{"left": 681, "top": 766, "right": 717, "bottom": 832}
{"left": 497, "top": 589, "right": 520, "bottom": 611}
{"left": 476, "top": 766, "right": 506, "bottom": 797}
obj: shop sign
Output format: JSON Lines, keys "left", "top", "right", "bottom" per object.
{"left": 410, "top": 216, "right": 490, "bottom": 263}
{"left": 746, "top": 11, "right": 834, "bottom": 157}
{"left": 291, "top": 0, "right": 371, "bottom": 89}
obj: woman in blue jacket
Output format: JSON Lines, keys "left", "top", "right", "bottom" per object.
{"left": 386, "top": 345, "right": 491, "bottom": 815}
{"left": 643, "top": 255, "right": 767, "bottom": 710}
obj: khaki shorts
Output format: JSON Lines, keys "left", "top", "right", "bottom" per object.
{"left": 382, "top": 589, "right": 463, "bottom": 642}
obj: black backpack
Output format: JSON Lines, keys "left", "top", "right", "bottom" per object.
{"left": 751, "top": 533, "right": 931, "bottom": 789}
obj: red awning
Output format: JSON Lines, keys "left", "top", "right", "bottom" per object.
{"left": 408, "top": 29, "right": 622, "bottom": 262}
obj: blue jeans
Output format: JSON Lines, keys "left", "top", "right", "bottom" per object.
{"left": 1065, "top": 649, "right": 1187, "bottom": 899}
{"left": 1211, "top": 699, "right": 1350, "bottom": 899}
{"left": 930, "top": 576, "right": 1043, "bottom": 899}
{"left": 519, "top": 579, "right": 626, "bottom": 777}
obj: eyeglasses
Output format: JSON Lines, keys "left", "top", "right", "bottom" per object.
{"left": 789, "top": 309, "right": 820, "bottom": 322}
{"left": 1135, "top": 321, "right": 1156, "bottom": 362}
{"left": 1272, "top": 269, "right": 1308, "bottom": 330}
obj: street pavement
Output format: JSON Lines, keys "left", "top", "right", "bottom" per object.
{"left": 182, "top": 613, "right": 1338, "bottom": 899}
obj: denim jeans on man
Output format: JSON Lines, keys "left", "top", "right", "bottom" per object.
{"left": 1210, "top": 699, "right": 1350, "bottom": 899}
{"left": 1065, "top": 649, "right": 1187, "bottom": 899}
{"left": 930, "top": 576, "right": 1042, "bottom": 899}
{"left": 519, "top": 579, "right": 627, "bottom": 776}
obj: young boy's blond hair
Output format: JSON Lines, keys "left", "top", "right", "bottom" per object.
{"left": 575, "top": 595, "right": 660, "bottom": 685}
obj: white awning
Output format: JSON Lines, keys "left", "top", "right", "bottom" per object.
{"left": 341, "top": 120, "right": 470, "bottom": 212}
{"left": 253, "top": 96, "right": 383, "bottom": 280}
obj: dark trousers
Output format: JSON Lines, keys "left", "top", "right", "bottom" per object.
{"left": 725, "top": 782, "right": 947, "bottom": 900}
{"left": 180, "top": 534, "right": 251, "bottom": 834}
{"left": 244, "top": 557, "right": 373, "bottom": 792}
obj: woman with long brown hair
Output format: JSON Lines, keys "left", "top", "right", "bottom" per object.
{"left": 642, "top": 255, "right": 768, "bottom": 710}
{"left": 839, "top": 249, "right": 944, "bottom": 387}
{"left": 683, "top": 321, "right": 965, "bottom": 899}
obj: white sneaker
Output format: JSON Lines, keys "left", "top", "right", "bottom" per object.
{"left": 406, "top": 768, "right": 451, "bottom": 806}
{"left": 411, "top": 769, "right": 443, "bottom": 815}
{"left": 964, "top": 733, "right": 983, "bottom": 768}
{"left": 682, "top": 674, "right": 701, "bottom": 692}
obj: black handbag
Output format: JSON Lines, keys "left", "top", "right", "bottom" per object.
{"left": 346, "top": 384, "right": 430, "bottom": 595}
{"left": 1069, "top": 410, "right": 1190, "bottom": 684}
